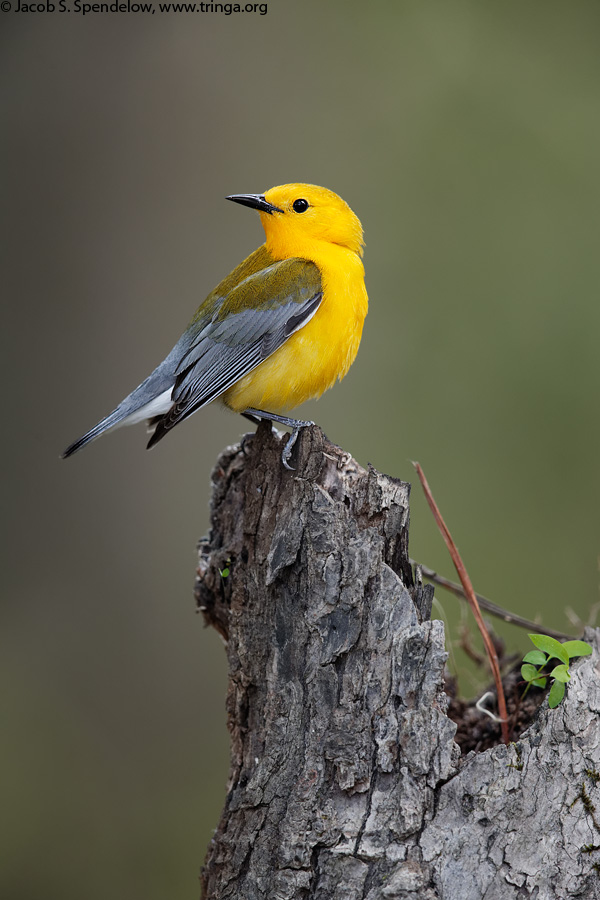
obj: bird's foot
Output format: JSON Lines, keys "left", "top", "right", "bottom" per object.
{"left": 281, "top": 423, "right": 313, "bottom": 470}
{"left": 242, "top": 408, "right": 314, "bottom": 470}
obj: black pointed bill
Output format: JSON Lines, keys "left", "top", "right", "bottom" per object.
{"left": 226, "top": 193, "right": 283, "bottom": 215}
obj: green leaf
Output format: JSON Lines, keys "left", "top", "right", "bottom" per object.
{"left": 532, "top": 677, "right": 547, "bottom": 688}
{"left": 548, "top": 679, "right": 566, "bottom": 708}
{"left": 528, "top": 634, "right": 569, "bottom": 666}
{"left": 550, "top": 665, "right": 571, "bottom": 683}
{"left": 523, "top": 650, "right": 547, "bottom": 665}
{"left": 521, "top": 664, "right": 539, "bottom": 682}
{"left": 561, "top": 640, "right": 593, "bottom": 659}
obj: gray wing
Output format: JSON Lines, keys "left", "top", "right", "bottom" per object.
{"left": 62, "top": 257, "right": 321, "bottom": 458}
{"left": 147, "top": 259, "right": 322, "bottom": 447}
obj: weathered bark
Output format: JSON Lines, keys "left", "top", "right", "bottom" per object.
{"left": 196, "top": 423, "right": 600, "bottom": 900}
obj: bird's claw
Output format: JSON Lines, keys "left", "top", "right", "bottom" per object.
{"left": 281, "top": 428, "right": 300, "bottom": 470}
{"left": 242, "top": 409, "right": 314, "bottom": 471}
{"left": 281, "top": 421, "right": 315, "bottom": 470}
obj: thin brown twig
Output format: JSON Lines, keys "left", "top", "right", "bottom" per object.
{"left": 458, "top": 624, "right": 487, "bottom": 666}
{"left": 413, "top": 462, "right": 510, "bottom": 744}
{"left": 411, "top": 559, "right": 575, "bottom": 642}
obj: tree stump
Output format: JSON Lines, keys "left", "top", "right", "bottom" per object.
{"left": 196, "top": 423, "right": 600, "bottom": 900}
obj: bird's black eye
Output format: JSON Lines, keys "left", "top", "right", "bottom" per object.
{"left": 292, "top": 198, "right": 309, "bottom": 213}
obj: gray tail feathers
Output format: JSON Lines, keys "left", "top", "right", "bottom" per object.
{"left": 61, "top": 356, "right": 180, "bottom": 459}
{"left": 60, "top": 329, "right": 201, "bottom": 459}
{"left": 61, "top": 409, "right": 125, "bottom": 458}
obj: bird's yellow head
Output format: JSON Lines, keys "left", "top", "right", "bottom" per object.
{"left": 227, "top": 183, "right": 364, "bottom": 260}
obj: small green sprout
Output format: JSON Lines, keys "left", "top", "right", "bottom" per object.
{"left": 521, "top": 634, "right": 592, "bottom": 708}
{"left": 219, "top": 557, "right": 232, "bottom": 579}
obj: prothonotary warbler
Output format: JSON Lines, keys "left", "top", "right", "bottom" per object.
{"left": 62, "top": 183, "right": 368, "bottom": 468}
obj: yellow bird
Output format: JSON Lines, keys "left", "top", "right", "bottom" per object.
{"left": 62, "top": 183, "right": 368, "bottom": 468}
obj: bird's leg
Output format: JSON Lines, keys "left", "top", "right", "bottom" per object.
{"left": 242, "top": 408, "right": 315, "bottom": 470}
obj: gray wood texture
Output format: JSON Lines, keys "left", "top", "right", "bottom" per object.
{"left": 196, "top": 423, "right": 600, "bottom": 899}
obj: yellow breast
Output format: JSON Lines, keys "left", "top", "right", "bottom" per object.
{"left": 221, "top": 243, "right": 368, "bottom": 414}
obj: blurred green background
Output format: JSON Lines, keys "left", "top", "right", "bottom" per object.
{"left": 2, "top": 2, "right": 599, "bottom": 897}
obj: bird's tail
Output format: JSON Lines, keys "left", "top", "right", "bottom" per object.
{"left": 61, "top": 409, "right": 131, "bottom": 458}
{"left": 61, "top": 375, "right": 175, "bottom": 459}
{"left": 60, "top": 328, "right": 196, "bottom": 459}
